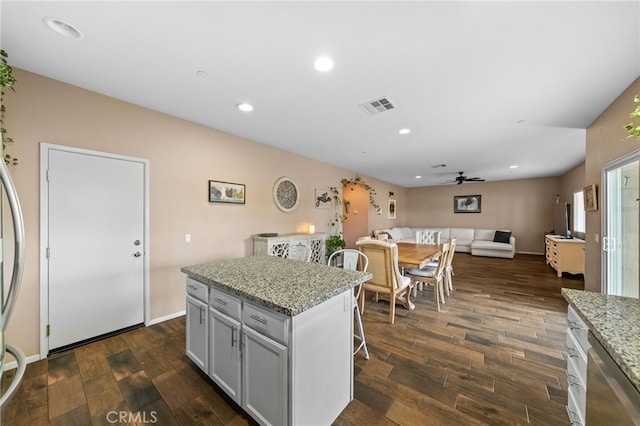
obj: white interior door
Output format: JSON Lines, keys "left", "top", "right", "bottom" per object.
{"left": 602, "top": 152, "right": 640, "bottom": 298}
{"left": 46, "top": 147, "right": 146, "bottom": 350}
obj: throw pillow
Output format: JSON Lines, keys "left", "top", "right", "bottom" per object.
{"left": 493, "top": 231, "right": 512, "bottom": 243}
{"left": 387, "top": 228, "right": 405, "bottom": 240}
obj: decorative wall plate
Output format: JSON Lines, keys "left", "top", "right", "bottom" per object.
{"left": 273, "top": 177, "right": 299, "bottom": 212}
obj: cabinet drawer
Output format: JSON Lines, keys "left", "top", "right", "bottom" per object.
{"left": 186, "top": 278, "right": 209, "bottom": 303}
{"left": 210, "top": 288, "right": 242, "bottom": 320}
{"left": 567, "top": 306, "right": 590, "bottom": 353}
{"left": 567, "top": 356, "right": 586, "bottom": 419}
{"left": 566, "top": 330, "right": 587, "bottom": 381}
{"left": 243, "top": 302, "right": 289, "bottom": 345}
{"left": 567, "top": 387, "right": 585, "bottom": 426}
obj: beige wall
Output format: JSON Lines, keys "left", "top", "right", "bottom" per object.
{"left": 406, "top": 177, "right": 562, "bottom": 254}
{"left": 4, "top": 69, "right": 405, "bottom": 358}
{"left": 584, "top": 76, "right": 640, "bottom": 292}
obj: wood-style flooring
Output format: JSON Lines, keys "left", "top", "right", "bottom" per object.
{"left": 1, "top": 253, "right": 583, "bottom": 425}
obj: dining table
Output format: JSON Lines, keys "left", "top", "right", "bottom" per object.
{"left": 396, "top": 242, "right": 443, "bottom": 270}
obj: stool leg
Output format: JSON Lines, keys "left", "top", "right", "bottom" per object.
{"left": 354, "top": 304, "right": 369, "bottom": 359}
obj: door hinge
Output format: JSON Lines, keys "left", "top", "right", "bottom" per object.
{"left": 46, "top": 324, "right": 50, "bottom": 337}
{"left": 46, "top": 247, "right": 50, "bottom": 258}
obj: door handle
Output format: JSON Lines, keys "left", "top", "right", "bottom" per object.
{"left": 134, "top": 240, "right": 141, "bottom": 246}
{"left": 133, "top": 252, "right": 142, "bottom": 257}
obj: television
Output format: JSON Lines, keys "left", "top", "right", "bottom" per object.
{"left": 553, "top": 201, "right": 572, "bottom": 238}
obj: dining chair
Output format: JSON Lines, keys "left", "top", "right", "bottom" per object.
{"left": 289, "top": 242, "right": 312, "bottom": 262}
{"left": 416, "top": 229, "right": 441, "bottom": 245}
{"left": 444, "top": 237, "right": 457, "bottom": 296}
{"left": 405, "top": 241, "right": 450, "bottom": 311}
{"left": 327, "top": 249, "right": 370, "bottom": 359}
{"left": 355, "top": 239, "right": 412, "bottom": 324}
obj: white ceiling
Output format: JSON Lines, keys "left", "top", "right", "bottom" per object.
{"left": 2, "top": 1, "right": 639, "bottom": 187}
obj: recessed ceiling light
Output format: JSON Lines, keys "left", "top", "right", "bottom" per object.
{"left": 237, "top": 103, "right": 254, "bottom": 112}
{"left": 415, "top": 175, "right": 422, "bottom": 179}
{"left": 196, "top": 70, "right": 208, "bottom": 78}
{"left": 510, "top": 165, "right": 519, "bottom": 169}
{"left": 314, "top": 56, "right": 334, "bottom": 72}
{"left": 43, "top": 17, "right": 83, "bottom": 39}
{"left": 399, "top": 128, "right": 411, "bottom": 135}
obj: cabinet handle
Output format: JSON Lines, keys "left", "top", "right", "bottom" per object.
{"left": 567, "top": 320, "right": 580, "bottom": 330}
{"left": 214, "top": 298, "right": 227, "bottom": 306}
{"left": 250, "top": 314, "right": 267, "bottom": 325}
{"left": 567, "top": 409, "right": 581, "bottom": 425}
{"left": 199, "top": 306, "right": 204, "bottom": 325}
{"left": 567, "top": 347, "right": 579, "bottom": 358}
{"left": 567, "top": 373, "right": 581, "bottom": 387}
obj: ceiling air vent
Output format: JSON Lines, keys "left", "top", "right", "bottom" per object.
{"left": 359, "top": 97, "right": 396, "bottom": 115}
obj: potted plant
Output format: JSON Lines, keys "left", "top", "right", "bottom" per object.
{"left": 0, "top": 50, "right": 18, "bottom": 165}
{"left": 326, "top": 234, "right": 345, "bottom": 258}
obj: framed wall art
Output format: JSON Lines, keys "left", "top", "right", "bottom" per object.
{"left": 388, "top": 199, "right": 396, "bottom": 219}
{"left": 314, "top": 188, "right": 332, "bottom": 208}
{"left": 209, "top": 180, "right": 246, "bottom": 204}
{"left": 454, "top": 195, "right": 481, "bottom": 213}
{"left": 584, "top": 184, "right": 598, "bottom": 211}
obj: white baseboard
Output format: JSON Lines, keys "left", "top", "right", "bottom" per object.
{"left": 147, "top": 310, "right": 185, "bottom": 326}
{"left": 3, "top": 353, "right": 41, "bottom": 371}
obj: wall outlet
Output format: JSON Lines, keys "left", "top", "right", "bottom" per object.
{"left": 594, "top": 233, "right": 599, "bottom": 243}
{"left": 185, "top": 234, "right": 191, "bottom": 243}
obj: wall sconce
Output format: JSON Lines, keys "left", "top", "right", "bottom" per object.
{"left": 344, "top": 201, "right": 351, "bottom": 214}
{"left": 389, "top": 191, "right": 394, "bottom": 197}
{"left": 308, "top": 224, "right": 315, "bottom": 234}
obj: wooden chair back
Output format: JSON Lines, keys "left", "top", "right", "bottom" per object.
{"left": 355, "top": 240, "right": 403, "bottom": 290}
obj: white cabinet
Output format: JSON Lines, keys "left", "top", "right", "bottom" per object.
{"left": 209, "top": 309, "right": 242, "bottom": 404}
{"left": 253, "top": 232, "right": 326, "bottom": 263}
{"left": 243, "top": 325, "right": 288, "bottom": 426}
{"left": 545, "top": 235, "right": 585, "bottom": 277}
{"left": 566, "top": 305, "right": 590, "bottom": 425}
{"left": 186, "top": 278, "right": 209, "bottom": 372}
{"left": 209, "top": 288, "right": 242, "bottom": 404}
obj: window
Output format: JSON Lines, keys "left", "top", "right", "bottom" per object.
{"left": 573, "top": 191, "right": 585, "bottom": 233}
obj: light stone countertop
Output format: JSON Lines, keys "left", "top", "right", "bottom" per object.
{"left": 562, "top": 288, "right": 640, "bottom": 393}
{"left": 181, "top": 256, "right": 372, "bottom": 316}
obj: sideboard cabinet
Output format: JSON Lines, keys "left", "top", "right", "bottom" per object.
{"left": 545, "top": 235, "right": 585, "bottom": 277}
{"left": 253, "top": 232, "right": 326, "bottom": 263}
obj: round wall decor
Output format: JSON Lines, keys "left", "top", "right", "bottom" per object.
{"left": 273, "top": 176, "right": 299, "bottom": 212}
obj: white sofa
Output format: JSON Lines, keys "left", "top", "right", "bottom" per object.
{"left": 374, "top": 227, "right": 515, "bottom": 259}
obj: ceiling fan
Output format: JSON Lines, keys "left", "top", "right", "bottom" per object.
{"left": 453, "top": 171, "right": 485, "bottom": 185}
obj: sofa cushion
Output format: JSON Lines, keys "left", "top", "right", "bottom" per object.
{"left": 474, "top": 229, "right": 495, "bottom": 241}
{"left": 471, "top": 240, "right": 513, "bottom": 252}
{"left": 449, "top": 228, "right": 474, "bottom": 241}
{"left": 493, "top": 230, "right": 512, "bottom": 243}
{"left": 387, "top": 228, "right": 405, "bottom": 240}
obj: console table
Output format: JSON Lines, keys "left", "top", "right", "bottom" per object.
{"left": 253, "top": 232, "right": 326, "bottom": 263}
{"left": 545, "top": 235, "right": 585, "bottom": 277}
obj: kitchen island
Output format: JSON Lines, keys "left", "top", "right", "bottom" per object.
{"left": 181, "top": 256, "right": 371, "bottom": 426}
{"left": 562, "top": 288, "right": 640, "bottom": 424}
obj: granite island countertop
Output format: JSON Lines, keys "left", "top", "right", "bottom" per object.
{"left": 181, "top": 256, "right": 372, "bottom": 316}
{"left": 562, "top": 288, "right": 640, "bottom": 393}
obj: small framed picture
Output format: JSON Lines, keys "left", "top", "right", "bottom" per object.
{"left": 209, "top": 180, "right": 246, "bottom": 204}
{"left": 314, "top": 188, "right": 332, "bottom": 209}
{"left": 454, "top": 195, "right": 481, "bottom": 213}
{"left": 388, "top": 199, "right": 396, "bottom": 219}
{"left": 584, "top": 184, "right": 598, "bottom": 211}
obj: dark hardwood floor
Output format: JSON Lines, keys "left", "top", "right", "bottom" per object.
{"left": 1, "top": 253, "right": 583, "bottom": 425}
